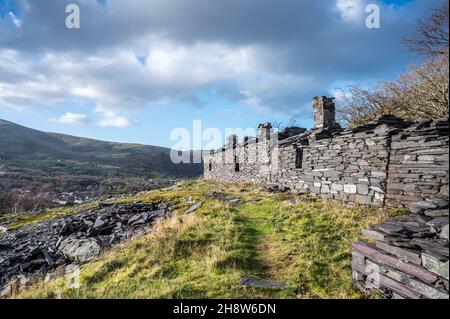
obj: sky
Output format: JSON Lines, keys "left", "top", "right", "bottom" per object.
{"left": 0, "top": 0, "right": 446, "bottom": 149}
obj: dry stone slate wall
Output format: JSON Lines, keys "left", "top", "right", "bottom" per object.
{"left": 203, "top": 96, "right": 449, "bottom": 208}
{"left": 204, "top": 124, "right": 276, "bottom": 184}
{"left": 386, "top": 118, "right": 449, "bottom": 208}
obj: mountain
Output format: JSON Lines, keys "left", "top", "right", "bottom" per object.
{"left": 0, "top": 119, "right": 202, "bottom": 195}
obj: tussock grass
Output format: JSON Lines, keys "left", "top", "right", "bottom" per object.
{"left": 14, "top": 180, "right": 397, "bottom": 299}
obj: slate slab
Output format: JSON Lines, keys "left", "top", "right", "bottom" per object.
{"left": 352, "top": 242, "right": 438, "bottom": 284}
{"left": 362, "top": 229, "right": 387, "bottom": 241}
{"left": 373, "top": 223, "right": 435, "bottom": 239}
{"left": 365, "top": 260, "right": 448, "bottom": 299}
{"left": 58, "top": 238, "right": 101, "bottom": 263}
{"left": 426, "top": 217, "right": 449, "bottom": 230}
{"left": 411, "top": 238, "right": 449, "bottom": 260}
{"left": 423, "top": 209, "right": 449, "bottom": 217}
{"left": 375, "top": 241, "right": 422, "bottom": 265}
{"left": 440, "top": 224, "right": 449, "bottom": 240}
{"left": 421, "top": 253, "right": 449, "bottom": 280}
{"left": 184, "top": 201, "right": 205, "bottom": 215}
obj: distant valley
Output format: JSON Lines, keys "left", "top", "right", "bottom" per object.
{"left": 0, "top": 119, "right": 202, "bottom": 214}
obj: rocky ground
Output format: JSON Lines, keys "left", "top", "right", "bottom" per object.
{"left": 0, "top": 200, "right": 180, "bottom": 297}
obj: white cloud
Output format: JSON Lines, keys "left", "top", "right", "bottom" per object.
{"left": 0, "top": 43, "right": 285, "bottom": 115}
{"left": 51, "top": 112, "right": 89, "bottom": 125}
{"left": 0, "top": 0, "right": 445, "bottom": 123}
{"left": 8, "top": 12, "right": 23, "bottom": 28}
{"left": 336, "top": 0, "right": 364, "bottom": 21}
{"left": 97, "top": 116, "right": 130, "bottom": 128}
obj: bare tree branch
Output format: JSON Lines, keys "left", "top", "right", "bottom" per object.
{"left": 403, "top": 4, "right": 449, "bottom": 57}
{"left": 338, "top": 5, "right": 449, "bottom": 127}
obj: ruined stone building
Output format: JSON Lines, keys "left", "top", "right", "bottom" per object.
{"left": 203, "top": 96, "right": 449, "bottom": 208}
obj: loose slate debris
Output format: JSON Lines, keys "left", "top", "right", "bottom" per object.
{"left": 0, "top": 201, "right": 172, "bottom": 297}
{"left": 352, "top": 197, "right": 449, "bottom": 299}
{"left": 0, "top": 226, "right": 7, "bottom": 235}
{"left": 207, "top": 192, "right": 241, "bottom": 207}
{"left": 183, "top": 201, "right": 204, "bottom": 215}
{"left": 59, "top": 238, "right": 101, "bottom": 263}
{"left": 240, "top": 277, "right": 287, "bottom": 290}
{"left": 264, "top": 184, "right": 290, "bottom": 193}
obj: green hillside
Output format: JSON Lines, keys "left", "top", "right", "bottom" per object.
{"left": 0, "top": 119, "right": 202, "bottom": 197}
{"left": 0, "top": 119, "right": 202, "bottom": 178}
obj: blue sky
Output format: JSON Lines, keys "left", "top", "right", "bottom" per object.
{"left": 0, "top": 0, "right": 446, "bottom": 148}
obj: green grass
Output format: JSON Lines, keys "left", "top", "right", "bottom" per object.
{"left": 13, "top": 180, "right": 397, "bottom": 299}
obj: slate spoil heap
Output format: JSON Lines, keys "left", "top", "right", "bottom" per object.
{"left": 0, "top": 201, "right": 173, "bottom": 297}
{"left": 352, "top": 198, "right": 449, "bottom": 299}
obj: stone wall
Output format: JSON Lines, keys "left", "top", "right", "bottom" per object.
{"left": 273, "top": 118, "right": 402, "bottom": 206}
{"left": 386, "top": 118, "right": 449, "bottom": 208}
{"left": 203, "top": 97, "right": 449, "bottom": 209}
{"left": 204, "top": 134, "right": 276, "bottom": 184}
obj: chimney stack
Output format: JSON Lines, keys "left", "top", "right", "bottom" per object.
{"left": 312, "top": 96, "right": 337, "bottom": 129}
{"left": 227, "top": 134, "right": 238, "bottom": 148}
{"left": 257, "top": 123, "right": 273, "bottom": 140}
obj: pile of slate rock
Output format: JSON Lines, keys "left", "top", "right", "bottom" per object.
{"left": 352, "top": 197, "right": 449, "bottom": 299}
{"left": 0, "top": 200, "right": 175, "bottom": 297}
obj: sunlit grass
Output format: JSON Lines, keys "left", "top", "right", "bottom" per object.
{"left": 13, "top": 180, "right": 397, "bottom": 299}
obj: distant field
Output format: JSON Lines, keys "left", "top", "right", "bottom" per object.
{"left": 0, "top": 119, "right": 203, "bottom": 193}
{"left": 0, "top": 119, "right": 202, "bottom": 216}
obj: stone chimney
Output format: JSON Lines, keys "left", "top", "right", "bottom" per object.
{"left": 227, "top": 134, "right": 238, "bottom": 148}
{"left": 312, "top": 96, "right": 336, "bottom": 129}
{"left": 257, "top": 123, "right": 272, "bottom": 140}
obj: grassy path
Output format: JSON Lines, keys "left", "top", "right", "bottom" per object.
{"left": 238, "top": 207, "right": 283, "bottom": 279}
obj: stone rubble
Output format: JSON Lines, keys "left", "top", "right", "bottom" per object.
{"left": 206, "top": 192, "right": 242, "bottom": 207}
{"left": 0, "top": 201, "right": 172, "bottom": 297}
{"left": 352, "top": 198, "right": 449, "bottom": 299}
